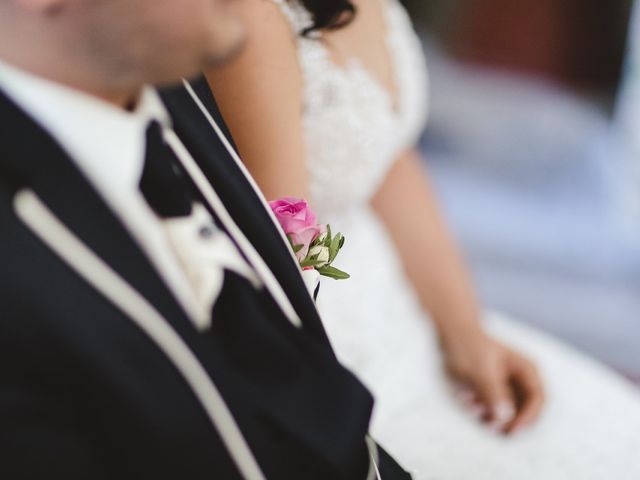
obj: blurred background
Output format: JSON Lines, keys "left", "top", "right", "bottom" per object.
{"left": 400, "top": 0, "right": 640, "bottom": 381}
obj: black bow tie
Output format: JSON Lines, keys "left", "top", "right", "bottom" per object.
{"left": 139, "top": 121, "right": 194, "bottom": 218}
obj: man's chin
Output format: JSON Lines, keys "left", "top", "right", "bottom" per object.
{"left": 148, "top": 27, "right": 247, "bottom": 88}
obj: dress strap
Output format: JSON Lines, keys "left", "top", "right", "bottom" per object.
{"left": 270, "top": 0, "right": 315, "bottom": 35}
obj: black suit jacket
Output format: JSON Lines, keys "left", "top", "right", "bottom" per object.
{"left": 0, "top": 77, "right": 412, "bottom": 480}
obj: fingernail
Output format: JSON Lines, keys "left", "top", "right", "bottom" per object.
{"left": 495, "top": 402, "right": 515, "bottom": 424}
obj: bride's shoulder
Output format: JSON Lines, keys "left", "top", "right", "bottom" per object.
{"left": 204, "top": 0, "right": 305, "bottom": 126}
{"left": 212, "top": 0, "right": 303, "bottom": 67}
{"left": 203, "top": 0, "right": 309, "bottom": 201}
{"left": 233, "top": 0, "right": 312, "bottom": 38}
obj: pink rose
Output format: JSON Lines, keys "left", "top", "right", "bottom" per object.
{"left": 269, "top": 197, "right": 318, "bottom": 234}
{"left": 270, "top": 197, "right": 325, "bottom": 260}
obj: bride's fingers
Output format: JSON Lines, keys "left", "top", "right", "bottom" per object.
{"left": 464, "top": 392, "right": 487, "bottom": 416}
{"left": 492, "top": 401, "right": 516, "bottom": 427}
{"left": 505, "top": 360, "right": 544, "bottom": 435}
{"left": 453, "top": 385, "right": 488, "bottom": 419}
{"left": 472, "top": 368, "right": 516, "bottom": 428}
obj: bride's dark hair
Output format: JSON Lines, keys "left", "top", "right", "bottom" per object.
{"left": 296, "top": 0, "right": 356, "bottom": 34}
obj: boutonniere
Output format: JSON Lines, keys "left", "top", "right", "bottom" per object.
{"left": 269, "top": 197, "right": 350, "bottom": 280}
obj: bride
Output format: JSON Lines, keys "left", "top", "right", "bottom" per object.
{"left": 205, "top": 0, "right": 640, "bottom": 478}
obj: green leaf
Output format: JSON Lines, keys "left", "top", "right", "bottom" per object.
{"left": 292, "top": 243, "right": 304, "bottom": 254}
{"left": 329, "top": 233, "right": 343, "bottom": 263}
{"left": 324, "top": 224, "right": 333, "bottom": 247}
{"left": 317, "top": 265, "right": 350, "bottom": 280}
{"left": 300, "top": 258, "right": 325, "bottom": 268}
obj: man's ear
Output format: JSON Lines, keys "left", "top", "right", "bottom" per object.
{"left": 16, "top": 0, "right": 65, "bottom": 14}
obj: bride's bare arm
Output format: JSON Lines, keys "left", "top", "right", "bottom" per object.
{"left": 372, "top": 149, "right": 544, "bottom": 434}
{"left": 371, "top": 149, "right": 482, "bottom": 344}
{"left": 204, "top": 0, "right": 310, "bottom": 200}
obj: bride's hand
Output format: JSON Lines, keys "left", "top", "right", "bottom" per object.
{"left": 442, "top": 332, "right": 544, "bottom": 435}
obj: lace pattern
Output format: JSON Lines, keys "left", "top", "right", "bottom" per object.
{"left": 271, "top": 0, "right": 429, "bottom": 221}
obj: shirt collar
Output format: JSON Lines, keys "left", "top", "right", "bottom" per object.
{"left": 0, "top": 60, "right": 172, "bottom": 197}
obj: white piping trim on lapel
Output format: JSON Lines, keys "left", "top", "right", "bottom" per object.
{"left": 181, "top": 80, "right": 313, "bottom": 296}
{"left": 13, "top": 189, "right": 267, "bottom": 480}
{"left": 366, "top": 436, "right": 383, "bottom": 480}
{"left": 162, "top": 127, "right": 302, "bottom": 329}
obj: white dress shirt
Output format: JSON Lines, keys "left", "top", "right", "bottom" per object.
{"left": 0, "top": 60, "right": 228, "bottom": 328}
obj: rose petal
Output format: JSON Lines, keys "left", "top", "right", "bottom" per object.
{"left": 270, "top": 197, "right": 318, "bottom": 234}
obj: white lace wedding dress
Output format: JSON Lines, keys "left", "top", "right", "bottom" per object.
{"left": 273, "top": 1, "right": 640, "bottom": 478}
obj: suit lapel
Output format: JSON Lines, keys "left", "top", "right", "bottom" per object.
{"left": 0, "top": 82, "right": 328, "bottom": 344}
{"left": 160, "top": 79, "right": 332, "bottom": 345}
{"left": 0, "top": 90, "right": 270, "bottom": 480}
{"left": 0, "top": 89, "right": 191, "bottom": 336}
{"left": 1, "top": 87, "right": 375, "bottom": 477}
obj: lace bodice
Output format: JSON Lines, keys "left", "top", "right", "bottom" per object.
{"left": 272, "top": 0, "right": 429, "bottom": 220}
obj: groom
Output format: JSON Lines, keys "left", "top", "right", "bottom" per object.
{"left": 0, "top": 0, "right": 411, "bottom": 479}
